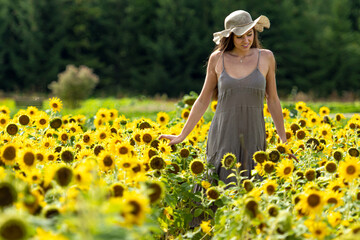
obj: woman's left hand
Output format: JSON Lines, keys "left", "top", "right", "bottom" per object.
{"left": 288, "top": 153, "right": 298, "bottom": 162}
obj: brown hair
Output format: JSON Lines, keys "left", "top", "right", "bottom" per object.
{"left": 212, "top": 28, "right": 262, "bottom": 100}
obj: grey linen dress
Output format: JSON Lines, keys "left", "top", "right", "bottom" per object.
{"left": 206, "top": 49, "right": 266, "bottom": 184}
{"left": 189, "top": 50, "right": 267, "bottom": 228}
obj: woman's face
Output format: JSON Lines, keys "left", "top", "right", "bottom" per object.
{"left": 233, "top": 29, "right": 254, "bottom": 51}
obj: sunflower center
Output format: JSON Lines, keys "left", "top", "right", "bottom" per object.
{"left": 0, "top": 220, "right": 26, "bottom": 240}
{"left": 6, "top": 124, "right": 18, "bottom": 135}
{"left": 346, "top": 165, "right": 356, "bottom": 175}
{"left": 119, "top": 147, "right": 128, "bottom": 155}
{"left": 3, "top": 146, "right": 16, "bottom": 161}
{"left": 52, "top": 103, "right": 58, "bottom": 108}
{"left": 191, "top": 161, "right": 205, "bottom": 175}
{"left": 55, "top": 167, "right": 73, "bottom": 187}
{"left": 61, "top": 134, "right": 69, "bottom": 142}
{"left": 148, "top": 183, "right": 162, "bottom": 203}
{"left": 19, "top": 115, "right": 30, "bottom": 125}
{"left": 0, "top": 184, "right": 16, "bottom": 207}
{"left": 315, "top": 229, "right": 322, "bottom": 235}
{"left": 307, "top": 193, "right": 321, "bottom": 207}
{"left": 99, "top": 133, "right": 106, "bottom": 140}
{"left": 103, "top": 156, "right": 113, "bottom": 167}
{"left": 284, "top": 167, "right": 292, "bottom": 175}
{"left": 113, "top": 185, "right": 124, "bottom": 197}
{"left": 24, "top": 152, "right": 35, "bottom": 166}
{"left": 327, "top": 198, "right": 338, "bottom": 205}
{"left": 150, "top": 156, "right": 165, "bottom": 170}
{"left": 83, "top": 135, "right": 90, "bottom": 143}
{"left": 266, "top": 185, "right": 275, "bottom": 195}
{"left": 297, "top": 130, "right": 306, "bottom": 139}
{"left": 160, "top": 117, "right": 165, "bottom": 122}
{"left": 129, "top": 200, "right": 141, "bottom": 216}
{"left": 61, "top": 150, "right": 74, "bottom": 163}
{"left": 142, "top": 134, "right": 152, "bottom": 143}
{"left": 207, "top": 189, "right": 220, "bottom": 200}
{"left": 0, "top": 119, "right": 6, "bottom": 124}
{"left": 180, "top": 149, "right": 190, "bottom": 158}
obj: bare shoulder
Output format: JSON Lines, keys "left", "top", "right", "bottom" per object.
{"left": 209, "top": 50, "right": 222, "bottom": 64}
{"left": 260, "top": 49, "right": 275, "bottom": 62}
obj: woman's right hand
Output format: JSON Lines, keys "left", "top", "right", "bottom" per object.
{"left": 158, "top": 134, "right": 185, "bottom": 146}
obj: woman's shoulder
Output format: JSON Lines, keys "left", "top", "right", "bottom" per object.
{"left": 259, "top": 49, "right": 275, "bottom": 59}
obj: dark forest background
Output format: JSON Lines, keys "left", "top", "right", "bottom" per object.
{"left": 0, "top": 0, "right": 359, "bottom": 98}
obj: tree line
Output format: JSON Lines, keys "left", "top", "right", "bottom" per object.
{"left": 0, "top": 0, "right": 359, "bottom": 98}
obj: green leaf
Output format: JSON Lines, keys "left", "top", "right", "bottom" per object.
{"left": 194, "top": 208, "right": 203, "bottom": 217}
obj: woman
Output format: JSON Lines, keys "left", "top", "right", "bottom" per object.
{"left": 160, "top": 10, "right": 292, "bottom": 184}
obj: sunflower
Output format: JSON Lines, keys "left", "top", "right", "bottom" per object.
{"left": 318, "top": 106, "right": 330, "bottom": 117}
{"left": 149, "top": 156, "right": 166, "bottom": 170}
{"left": 282, "top": 108, "right": 290, "bottom": 119}
{"left": 263, "top": 180, "right": 277, "bottom": 196}
{"left": 326, "top": 178, "right": 345, "bottom": 193}
{"left": 221, "top": 152, "right": 236, "bottom": 169}
{"left": 66, "top": 122, "right": 82, "bottom": 135}
{"left": 0, "top": 182, "right": 17, "bottom": 208}
{"left": 324, "top": 190, "right": 344, "bottom": 210}
{"left": 304, "top": 169, "right": 316, "bottom": 181}
{"left": 53, "top": 165, "right": 73, "bottom": 187}
{"left": 299, "top": 189, "right": 324, "bottom": 216}
{"left": 76, "top": 148, "right": 93, "bottom": 161}
{"left": 141, "top": 129, "right": 155, "bottom": 144}
{"left": 339, "top": 156, "right": 360, "bottom": 182}
{"left": 116, "top": 142, "right": 133, "bottom": 157}
{"left": 332, "top": 149, "right": 344, "bottom": 161}
{"left": 111, "top": 183, "right": 125, "bottom": 198}
{"left": 347, "top": 147, "right": 360, "bottom": 157}
{"left": 0, "top": 106, "right": 10, "bottom": 115}
{"left": 95, "top": 126, "right": 111, "bottom": 142}
{"left": 146, "top": 181, "right": 165, "bottom": 204}
{"left": 263, "top": 161, "right": 275, "bottom": 174}
{"left": 276, "top": 143, "right": 290, "bottom": 154}
{"left": 6, "top": 123, "right": 18, "bottom": 136}
{"left": 95, "top": 108, "right": 110, "bottom": 123}
{"left": 295, "top": 101, "right": 307, "bottom": 112}
{"left": 0, "top": 113, "right": 10, "bottom": 128}
{"left": 267, "top": 204, "right": 279, "bottom": 217}
{"left": 181, "top": 108, "right": 190, "bottom": 120}
{"left": 263, "top": 103, "right": 271, "bottom": 117}
{"left": 18, "top": 114, "right": 31, "bottom": 126}
{"left": 98, "top": 151, "right": 115, "bottom": 172}
{"left": 327, "top": 211, "right": 342, "bottom": 227}
{"left": 297, "top": 118, "right": 307, "bottom": 128}
{"left": 253, "top": 150, "right": 268, "bottom": 164}
{"left": 26, "top": 169, "right": 43, "bottom": 185}
{"left": 335, "top": 113, "right": 345, "bottom": 122}
{"left": 158, "top": 140, "right": 172, "bottom": 155}
{"left": 245, "top": 197, "right": 258, "bottom": 218}
{"left": 35, "top": 112, "right": 50, "bottom": 129}
{"left": 267, "top": 149, "right": 281, "bottom": 163}
{"left": 305, "top": 220, "right": 328, "bottom": 240}
{"left": 60, "top": 147, "right": 75, "bottom": 163}
{"left": 26, "top": 106, "right": 38, "bottom": 117}
{"left": 243, "top": 180, "right": 254, "bottom": 192}
{"left": 276, "top": 159, "right": 294, "bottom": 180}
{"left": 308, "top": 114, "right": 320, "bottom": 127}
{"left": 200, "top": 220, "right": 212, "bottom": 236}
{"left": 1, "top": 143, "right": 17, "bottom": 165}
{"left": 156, "top": 112, "right": 170, "bottom": 126}
{"left": 305, "top": 137, "right": 320, "bottom": 150}
{"left": 18, "top": 148, "right": 37, "bottom": 171}
{"left": 206, "top": 187, "right": 220, "bottom": 200}
{"left": 49, "top": 97, "right": 63, "bottom": 113}
{"left": 210, "top": 100, "right": 217, "bottom": 112}
{"left": 325, "top": 161, "right": 337, "bottom": 173}
{"left": 179, "top": 148, "right": 190, "bottom": 158}
{"left": 189, "top": 159, "right": 205, "bottom": 175}
{"left": 121, "top": 191, "right": 150, "bottom": 226}
{"left": 317, "top": 124, "right": 332, "bottom": 139}
{"left": 0, "top": 216, "right": 28, "bottom": 240}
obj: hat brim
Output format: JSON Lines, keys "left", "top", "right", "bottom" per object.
{"left": 213, "top": 15, "right": 270, "bottom": 45}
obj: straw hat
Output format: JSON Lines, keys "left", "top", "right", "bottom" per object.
{"left": 213, "top": 10, "right": 270, "bottom": 45}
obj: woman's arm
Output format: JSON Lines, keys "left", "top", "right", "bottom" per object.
{"left": 264, "top": 50, "right": 287, "bottom": 143}
{"left": 159, "top": 51, "right": 220, "bottom": 145}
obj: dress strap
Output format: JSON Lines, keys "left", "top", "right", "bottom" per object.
{"left": 256, "top": 49, "right": 261, "bottom": 68}
{"left": 222, "top": 51, "right": 226, "bottom": 73}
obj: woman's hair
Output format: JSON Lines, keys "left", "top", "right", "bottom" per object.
{"left": 211, "top": 28, "right": 262, "bottom": 100}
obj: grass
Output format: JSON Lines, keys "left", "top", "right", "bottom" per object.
{"left": 1, "top": 97, "right": 359, "bottom": 120}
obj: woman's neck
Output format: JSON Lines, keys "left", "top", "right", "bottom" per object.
{"left": 228, "top": 48, "right": 254, "bottom": 57}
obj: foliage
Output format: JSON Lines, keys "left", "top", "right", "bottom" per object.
{"left": 48, "top": 65, "right": 99, "bottom": 108}
{"left": 0, "top": 0, "right": 359, "bottom": 97}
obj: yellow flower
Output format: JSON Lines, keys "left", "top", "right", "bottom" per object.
{"left": 327, "top": 211, "right": 342, "bottom": 227}
{"left": 221, "top": 152, "right": 237, "bottom": 169}
{"left": 210, "top": 100, "right": 217, "bottom": 112}
{"left": 201, "top": 181, "right": 211, "bottom": 189}
{"left": 319, "top": 106, "right": 330, "bottom": 116}
{"left": 282, "top": 108, "right": 290, "bottom": 119}
{"left": 263, "top": 103, "right": 271, "bottom": 117}
{"left": 181, "top": 108, "right": 190, "bottom": 120}
{"left": 156, "top": 112, "right": 170, "bottom": 126}
{"left": 189, "top": 159, "right": 205, "bottom": 175}
{"left": 305, "top": 220, "right": 328, "bottom": 240}
{"left": 49, "top": 97, "right": 63, "bottom": 113}
{"left": 263, "top": 180, "right": 277, "bottom": 196}
{"left": 276, "top": 159, "right": 294, "bottom": 180}
{"left": 298, "top": 189, "right": 324, "bottom": 216}
{"left": 200, "top": 220, "right": 212, "bottom": 236}
{"left": 339, "top": 156, "right": 360, "bottom": 182}
{"left": 295, "top": 101, "right": 307, "bottom": 112}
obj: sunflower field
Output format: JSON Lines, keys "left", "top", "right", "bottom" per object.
{"left": 0, "top": 96, "right": 360, "bottom": 240}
